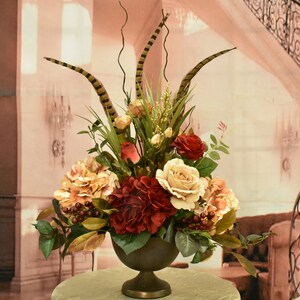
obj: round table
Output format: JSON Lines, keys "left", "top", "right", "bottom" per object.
{"left": 52, "top": 267, "right": 241, "bottom": 300}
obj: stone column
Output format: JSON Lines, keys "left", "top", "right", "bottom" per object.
{"left": 0, "top": 0, "right": 18, "bottom": 282}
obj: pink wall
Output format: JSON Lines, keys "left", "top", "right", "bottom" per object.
{"left": 4, "top": 0, "right": 299, "bottom": 291}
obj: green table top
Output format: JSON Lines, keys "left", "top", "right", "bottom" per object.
{"left": 52, "top": 267, "right": 241, "bottom": 300}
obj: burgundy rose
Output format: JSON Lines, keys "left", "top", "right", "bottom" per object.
{"left": 108, "top": 176, "right": 177, "bottom": 235}
{"left": 171, "top": 133, "right": 206, "bottom": 160}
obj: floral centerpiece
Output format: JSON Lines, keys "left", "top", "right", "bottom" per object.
{"left": 35, "top": 14, "right": 270, "bottom": 298}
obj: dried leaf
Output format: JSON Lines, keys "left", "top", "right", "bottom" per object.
{"left": 68, "top": 231, "right": 97, "bottom": 252}
{"left": 84, "top": 233, "right": 105, "bottom": 251}
{"left": 36, "top": 207, "right": 55, "bottom": 220}
{"left": 82, "top": 218, "right": 107, "bottom": 231}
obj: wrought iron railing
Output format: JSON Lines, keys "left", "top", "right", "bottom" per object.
{"left": 289, "top": 191, "right": 300, "bottom": 299}
{"left": 243, "top": 0, "right": 300, "bottom": 68}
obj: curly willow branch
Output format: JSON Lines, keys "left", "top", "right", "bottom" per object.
{"left": 162, "top": 9, "right": 170, "bottom": 83}
{"left": 118, "top": 1, "right": 129, "bottom": 101}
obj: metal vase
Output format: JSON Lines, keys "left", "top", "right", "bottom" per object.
{"left": 112, "top": 236, "right": 179, "bottom": 299}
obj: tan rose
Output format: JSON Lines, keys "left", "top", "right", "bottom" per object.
{"left": 113, "top": 115, "right": 132, "bottom": 130}
{"left": 127, "top": 99, "right": 152, "bottom": 117}
{"left": 156, "top": 158, "right": 208, "bottom": 210}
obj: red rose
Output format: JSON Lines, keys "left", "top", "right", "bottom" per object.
{"left": 108, "top": 176, "right": 177, "bottom": 235}
{"left": 171, "top": 133, "right": 206, "bottom": 160}
{"left": 121, "top": 142, "right": 140, "bottom": 164}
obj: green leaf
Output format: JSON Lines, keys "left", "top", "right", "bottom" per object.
{"left": 92, "top": 198, "right": 110, "bottom": 212}
{"left": 209, "top": 151, "right": 220, "bottom": 160}
{"left": 213, "top": 234, "right": 242, "bottom": 249}
{"left": 238, "top": 232, "right": 248, "bottom": 248}
{"left": 175, "top": 232, "right": 200, "bottom": 257}
{"left": 217, "top": 146, "right": 230, "bottom": 154}
{"left": 52, "top": 199, "right": 68, "bottom": 223}
{"left": 246, "top": 233, "right": 272, "bottom": 245}
{"left": 110, "top": 230, "right": 151, "bottom": 255}
{"left": 157, "top": 226, "right": 167, "bottom": 239}
{"left": 52, "top": 233, "right": 65, "bottom": 250}
{"left": 88, "top": 147, "right": 97, "bottom": 154}
{"left": 61, "top": 223, "right": 90, "bottom": 258}
{"left": 191, "top": 249, "right": 213, "bottom": 263}
{"left": 215, "top": 209, "right": 236, "bottom": 235}
{"left": 246, "top": 234, "right": 263, "bottom": 243}
{"left": 164, "top": 218, "right": 175, "bottom": 243}
{"left": 39, "top": 235, "right": 55, "bottom": 259}
{"left": 52, "top": 217, "right": 67, "bottom": 235}
{"left": 81, "top": 218, "right": 107, "bottom": 231}
{"left": 35, "top": 220, "right": 54, "bottom": 236}
{"left": 77, "top": 130, "right": 89, "bottom": 135}
{"left": 220, "top": 140, "right": 230, "bottom": 148}
{"left": 231, "top": 252, "right": 257, "bottom": 277}
{"left": 210, "top": 134, "right": 217, "bottom": 145}
{"left": 194, "top": 157, "right": 218, "bottom": 177}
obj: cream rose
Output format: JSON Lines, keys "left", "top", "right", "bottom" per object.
{"left": 156, "top": 158, "right": 208, "bottom": 210}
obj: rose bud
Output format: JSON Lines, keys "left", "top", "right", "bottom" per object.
{"left": 113, "top": 115, "right": 132, "bottom": 130}
{"left": 151, "top": 134, "right": 161, "bottom": 146}
{"left": 164, "top": 127, "right": 173, "bottom": 138}
{"left": 121, "top": 142, "right": 140, "bottom": 164}
{"left": 127, "top": 99, "right": 152, "bottom": 118}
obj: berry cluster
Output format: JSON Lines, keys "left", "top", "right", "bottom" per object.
{"left": 61, "top": 201, "right": 101, "bottom": 224}
{"left": 182, "top": 211, "right": 216, "bottom": 231}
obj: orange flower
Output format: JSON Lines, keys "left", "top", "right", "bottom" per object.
{"left": 121, "top": 142, "right": 140, "bottom": 164}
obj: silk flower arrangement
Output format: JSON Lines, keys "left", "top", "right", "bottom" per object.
{"left": 34, "top": 14, "right": 270, "bottom": 278}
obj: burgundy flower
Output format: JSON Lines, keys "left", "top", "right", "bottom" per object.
{"left": 108, "top": 176, "right": 177, "bottom": 235}
{"left": 171, "top": 133, "right": 206, "bottom": 160}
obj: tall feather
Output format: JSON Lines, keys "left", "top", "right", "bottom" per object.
{"left": 135, "top": 14, "right": 169, "bottom": 99}
{"left": 175, "top": 47, "right": 236, "bottom": 102}
{"left": 44, "top": 57, "right": 118, "bottom": 122}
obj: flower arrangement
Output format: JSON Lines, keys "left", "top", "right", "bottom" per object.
{"left": 35, "top": 14, "right": 270, "bottom": 277}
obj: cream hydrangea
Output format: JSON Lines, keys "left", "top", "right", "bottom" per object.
{"left": 54, "top": 157, "right": 119, "bottom": 208}
{"left": 156, "top": 158, "right": 208, "bottom": 210}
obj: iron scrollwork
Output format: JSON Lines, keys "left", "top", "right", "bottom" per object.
{"left": 243, "top": 0, "right": 300, "bottom": 68}
{"left": 289, "top": 191, "right": 300, "bottom": 299}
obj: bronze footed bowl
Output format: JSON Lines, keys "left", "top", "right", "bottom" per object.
{"left": 112, "top": 236, "right": 179, "bottom": 299}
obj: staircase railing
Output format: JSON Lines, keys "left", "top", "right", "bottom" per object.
{"left": 243, "top": 0, "right": 300, "bottom": 68}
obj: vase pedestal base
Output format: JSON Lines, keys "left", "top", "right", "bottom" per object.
{"left": 122, "top": 271, "right": 171, "bottom": 299}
